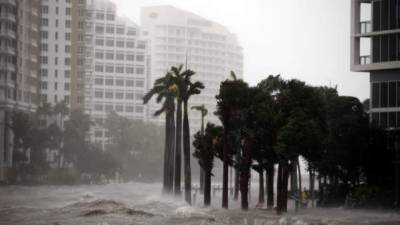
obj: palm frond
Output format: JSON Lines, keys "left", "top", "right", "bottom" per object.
{"left": 230, "top": 71, "right": 237, "bottom": 80}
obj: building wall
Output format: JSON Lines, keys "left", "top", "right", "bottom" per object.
{"left": 140, "top": 5, "right": 243, "bottom": 134}
{"left": 85, "top": 0, "right": 148, "bottom": 149}
{"left": 40, "top": 0, "right": 72, "bottom": 106}
{"left": 0, "top": 0, "right": 41, "bottom": 182}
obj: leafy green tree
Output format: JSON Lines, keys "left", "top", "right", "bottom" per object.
{"left": 193, "top": 123, "right": 223, "bottom": 206}
{"left": 143, "top": 70, "right": 176, "bottom": 193}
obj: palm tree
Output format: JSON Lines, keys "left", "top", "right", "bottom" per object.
{"left": 173, "top": 66, "right": 204, "bottom": 205}
{"left": 191, "top": 104, "right": 208, "bottom": 194}
{"left": 171, "top": 65, "right": 184, "bottom": 196}
{"left": 143, "top": 71, "right": 176, "bottom": 194}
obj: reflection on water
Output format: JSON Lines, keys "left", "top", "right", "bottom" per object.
{"left": 0, "top": 182, "right": 399, "bottom": 225}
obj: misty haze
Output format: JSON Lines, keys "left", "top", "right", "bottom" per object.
{"left": 0, "top": 0, "right": 400, "bottom": 225}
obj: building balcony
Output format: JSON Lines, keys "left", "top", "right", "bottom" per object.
{"left": 0, "top": 62, "right": 16, "bottom": 72}
{"left": 360, "top": 55, "right": 371, "bottom": 65}
{"left": 0, "top": 45, "right": 15, "bottom": 55}
{"left": 0, "top": 13, "right": 16, "bottom": 23}
{"left": 0, "top": 29, "right": 16, "bottom": 39}
{"left": 0, "top": 0, "right": 16, "bottom": 6}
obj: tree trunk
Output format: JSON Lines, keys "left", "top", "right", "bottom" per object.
{"left": 309, "top": 168, "right": 315, "bottom": 207}
{"left": 168, "top": 106, "right": 175, "bottom": 192}
{"left": 290, "top": 160, "right": 299, "bottom": 212}
{"left": 204, "top": 169, "right": 211, "bottom": 206}
{"left": 222, "top": 124, "right": 229, "bottom": 208}
{"left": 200, "top": 116, "right": 205, "bottom": 194}
{"left": 282, "top": 161, "right": 289, "bottom": 213}
{"left": 240, "top": 139, "right": 252, "bottom": 210}
{"left": 276, "top": 162, "right": 283, "bottom": 214}
{"left": 266, "top": 163, "right": 274, "bottom": 208}
{"left": 174, "top": 99, "right": 182, "bottom": 196}
{"left": 183, "top": 100, "right": 192, "bottom": 205}
{"left": 234, "top": 168, "right": 240, "bottom": 201}
{"left": 258, "top": 169, "right": 265, "bottom": 205}
{"left": 162, "top": 112, "right": 171, "bottom": 194}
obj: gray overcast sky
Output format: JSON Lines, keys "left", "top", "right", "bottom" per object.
{"left": 113, "top": 0, "right": 369, "bottom": 100}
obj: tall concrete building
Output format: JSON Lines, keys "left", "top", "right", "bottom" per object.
{"left": 0, "top": 0, "right": 41, "bottom": 181}
{"left": 351, "top": 0, "right": 400, "bottom": 128}
{"left": 40, "top": 0, "right": 73, "bottom": 106}
{"left": 140, "top": 5, "right": 243, "bottom": 134}
{"left": 84, "top": 0, "right": 148, "bottom": 149}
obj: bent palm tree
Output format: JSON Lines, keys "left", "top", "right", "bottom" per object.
{"left": 143, "top": 71, "right": 176, "bottom": 194}
{"left": 191, "top": 104, "right": 208, "bottom": 193}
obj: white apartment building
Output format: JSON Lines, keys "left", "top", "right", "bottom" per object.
{"left": 0, "top": 0, "right": 41, "bottom": 181}
{"left": 85, "top": 0, "right": 147, "bottom": 149}
{"left": 140, "top": 5, "right": 243, "bottom": 134}
{"left": 40, "top": 0, "right": 73, "bottom": 106}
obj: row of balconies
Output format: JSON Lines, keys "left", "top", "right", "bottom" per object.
{"left": 0, "top": 0, "right": 16, "bottom": 7}
{"left": 0, "top": 62, "right": 15, "bottom": 71}
{"left": 0, "top": 13, "right": 16, "bottom": 22}
{"left": 0, "top": 45, "right": 15, "bottom": 55}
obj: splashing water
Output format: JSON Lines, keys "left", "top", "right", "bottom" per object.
{"left": 0, "top": 182, "right": 400, "bottom": 225}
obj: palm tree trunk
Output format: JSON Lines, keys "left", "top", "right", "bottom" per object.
{"left": 183, "top": 100, "right": 192, "bottom": 205}
{"left": 290, "top": 159, "right": 299, "bottom": 211}
{"left": 204, "top": 168, "right": 211, "bottom": 206}
{"left": 174, "top": 99, "right": 182, "bottom": 196}
{"left": 240, "top": 139, "right": 252, "bottom": 210}
{"left": 266, "top": 163, "right": 274, "bottom": 208}
{"left": 258, "top": 169, "right": 265, "bottom": 205}
{"left": 162, "top": 112, "right": 171, "bottom": 194}
{"left": 168, "top": 106, "right": 176, "bottom": 192}
{"left": 234, "top": 167, "right": 240, "bottom": 201}
{"left": 200, "top": 116, "right": 205, "bottom": 194}
{"left": 222, "top": 124, "right": 229, "bottom": 208}
{"left": 309, "top": 168, "right": 315, "bottom": 207}
{"left": 297, "top": 158, "right": 302, "bottom": 207}
{"left": 282, "top": 161, "right": 289, "bottom": 213}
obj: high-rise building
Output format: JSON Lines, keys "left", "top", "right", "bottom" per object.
{"left": 40, "top": 0, "right": 73, "bottom": 106}
{"left": 0, "top": 0, "right": 41, "bottom": 181}
{"left": 351, "top": 0, "right": 400, "bottom": 127}
{"left": 84, "top": 0, "right": 148, "bottom": 149}
{"left": 140, "top": 5, "right": 243, "bottom": 134}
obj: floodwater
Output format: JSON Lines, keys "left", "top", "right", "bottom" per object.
{"left": 0, "top": 182, "right": 400, "bottom": 225}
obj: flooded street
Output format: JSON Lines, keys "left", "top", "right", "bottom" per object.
{"left": 0, "top": 182, "right": 400, "bottom": 225}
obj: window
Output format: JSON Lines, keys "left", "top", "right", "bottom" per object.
{"left": 106, "top": 26, "right": 114, "bottom": 34}
{"left": 64, "top": 70, "right": 70, "bottom": 78}
{"left": 126, "top": 54, "right": 135, "bottom": 61}
{"left": 41, "top": 31, "right": 48, "bottom": 39}
{"left": 41, "top": 69, "right": 48, "bottom": 77}
{"left": 105, "top": 65, "right": 114, "bottom": 73}
{"left": 126, "top": 67, "right": 134, "bottom": 73}
{"left": 96, "top": 13, "right": 105, "bottom": 20}
{"left": 116, "top": 27, "right": 124, "bottom": 34}
{"left": 66, "top": 8, "right": 71, "bottom": 15}
{"left": 54, "top": 82, "right": 58, "bottom": 90}
{"left": 65, "top": 58, "right": 71, "bottom": 66}
{"left": 105, "top": 79, "right": 113, "bottom": 85}
{"left": 126, "top": 93, "right": 134, "bottom": 99}
{"left": 41, "top": 6, "right": 49, "bottom": 14}
{"left": 65, "top": 32, "right": 71, "bottom": 40}
{"left": 116, "top": 40, "right": 124, "bottom": 47}
{"left": 106, "top": 14, "right": 115, "bottom": 21}
{"left": 41, "top": 18, "right": 48, "bottom": 26}
{"left": 95, "top": 78, "right": 104, "bottom": 85}
{"left": 137, "top": 41, "right": 146, "bottom": 49}
{"left": 64, "top": 83, "right": 70, "bottom": 91}
{"left": 127, "top": 28, "right": 137, "bottom": 36}
{"left": 115, "top": 92, "right": 123, "bottom": 99}
{"left": 106, "top": 39, "right": 114, "bottom": 47}
{"left": 136, "top": 93, "right": 144, "bottom": 100}
{"left": 65, "top": 45, "right": 71, "bottom": 53}
{"left": 381, "top": 82, "right": 388, "bottom": 108}
{"left": 105, "top": 52, "right": 114, "bottom": 60}
{"left": 136, "top": 106, "right": 143, "bottom": 113}
{"left": 126, "top": 80, "right": 134, "bottom": 87}
{"left": 105, "top": 92, "right": 113, "bottom": 98}
{"left": 56, "top": 20, "right": 59, "bottom": 28}
{"left": 95, "top": 38, "right": 104, "bottom": 46}
{"left": 105, "top": 105, "right": 113, "bottom": 112}
{"left": 136, "top": 54, "right": 145, "bottom": 62}
{"left": 94, "top": 64, "right": 104, "bottom": 73}
{"left": 65, "top": 20, "right": 71, "bottom": 28}
{"left": 126, "top": 106, "right": 134, "bottom": 112}
{"left": 95, "top": 104, "right": 103, "bottom": 111}
{"left": 116, "top": 53, "right": 124, "bottom": 60}
{"left": 95, "top": 91, "right": 103, "bottom": 98}
{"left": 95, "top": 25, "right": 104, "bottom": 34}
{"left": 136, "top": 67, "right": 144, "bottom": 74}
{"left": 41, "top": 43, "right": 48, "bottom": 51}
{"left": 95, "top": 51, "right": 104, "bottom": 59}
{"left": 126, "top": 41, "right": 134, "bottom": 48}
{"left": 56, "top": 7, "right": 59, "bottom": 15}
{"left": 372, "top": 83, "right": 379, "bottom": 108}
{"left": 55, "top": 44, "right": 58, "bottom": 53}
{"left": 116, "top": 79, "right": 124, "bottom": 86}
{"left": 41, "top": 56, "right": 48, "bottom": 64}
{"left": 136, "top": 79, "right": 144, "bottom": 87}
{"left": 116, "top": 66, "right": 124, "bottom": 73}
{"left": 115, "top": 105, "right": 123, "bottom": 112}
{"left": 389, "top": 81, "right": 397, "bottom": 107}
{"left": 41, "top": 82, "right": 48, "bottom": 90}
